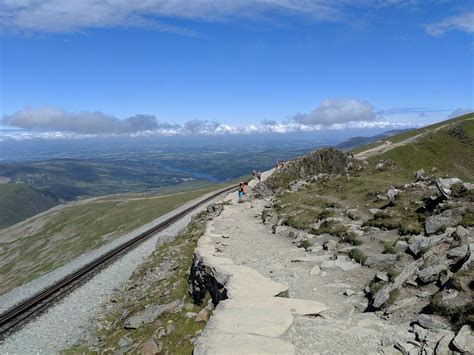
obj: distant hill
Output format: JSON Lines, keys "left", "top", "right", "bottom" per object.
{"left": 336, "top": 129, "right": 413, "bottom": 152}
{"left": 0, "top": 184, "right": 59, "bottom": 228}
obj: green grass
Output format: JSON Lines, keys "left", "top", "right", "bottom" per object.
{"left": 352, "top": 112, "right": 474, "bottom": 155}
{"left": 368, "top": 118, "right": 474, "bottom": 182}
{"left": 0, "top": 183, "right": 58, "bottom": 228}
{"left": 0, "top": 183, "right": 231, "bottom": 294}
{"left": 71, "top": 211, "right": 211, "bottom": 354}
{"left": 348, "top": 248, "right": 367, "bottom": 264}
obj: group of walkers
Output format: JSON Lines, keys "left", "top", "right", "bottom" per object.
{"left": 237, "top": 170, "right": 262, "bottom": 204}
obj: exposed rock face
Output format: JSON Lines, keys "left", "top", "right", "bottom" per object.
{"left": 425, "top": 207, "right": 465, "bottom": 235}
{"left": 264, "top": 147, "right": 363, "bottom": 190}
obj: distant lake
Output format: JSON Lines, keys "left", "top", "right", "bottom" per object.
{"left": 164, "top": 165, "right": 221, "bottom": 182}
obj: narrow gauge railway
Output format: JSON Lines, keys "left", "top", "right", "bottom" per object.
{"left": 0, "top": 185, "right": 238, "bottom": 339}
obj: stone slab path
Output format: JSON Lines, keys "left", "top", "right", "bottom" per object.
{"left": 194, "top": 171, "right": 414, "bottom": 354}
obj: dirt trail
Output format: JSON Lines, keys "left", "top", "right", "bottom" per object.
{"left": 354, "top": 121, "right": 461, "bottom": 160}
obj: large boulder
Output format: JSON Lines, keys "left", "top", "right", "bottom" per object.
{"left": 425, "top": 207, "right": 465, "bottom": 235}
{"left": 452, "top": 325, "right": 474, "bottom": 353}
{"left": 417, "top": 264, "right": 447, "bottom": 284}
{"left": 364, "top": 254, "right": 398, "bottom": 267}
{"left": 435, "top": 177, "right": 463, "bottom": 199}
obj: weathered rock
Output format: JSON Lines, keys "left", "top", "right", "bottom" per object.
{"left": 416, "top": 314, "right": 449, "bottom": 331}
{"left": 166, "top": 323, "right": 175, "bottom": 335}
{"left": 408, "top": 231, "right": 454, "bottom": 257}
{"left": 372, "top": 258, "right": 423, "bottom": 309}
{"left": 195, "top": 308, "right": 209, "bottom": 322}
{"left": 124, "top": 300, "right": 182, "bottom": 329}
{"left": 375, "top": 162, "right": 385, "bottom": 171}
{"left": 452, "top": 225, "right": 472, "bottom": 247}
{"left": 415, "top": 169, "right": 426, "bottom": 182}
{"left": 452, "top": 325, "right": 474, "bottom": 353}
{"left": 376, "top": 271, "right": 389, "bottom": 283}
{"left": 289, "top": 180, "right": 308, "bottom": 192}
{"left": 323, "top": 239, "right": 338, "bottom": 251}
{"left": 310, "top": 265, "right": 321, "bottom": 275}
{"left": 435, "top": 178, "right": 463, "bottom": 199}
{"left": 447, "top": 245, "right": 469, "bottom": 260}
{"left": 117, "top": 336, "right": 132, "bottom": 348}
{"left": 417, "top": 264, "right": 447, "bottom": 284}
{"left": 460, "top": 244, "right": 473, "bottom": 271}
{"left": 320, "top": 256, "right": 360, "bottom": 271}
{"left": 387, "top": 188, "right": 402, "bottom": 203}
{"left": 434, "top": 329, "right": 455, "bottom": 355}
{"left": 425, "top": 207, "right": 465, "bottom": 235}
{"left": 364, "top": 254, "right": 398, "bottom": 267}
{"left": 141, "top": 338, "right": 159, "bottom": 355}
{"left": 344, "top": 289, "right": 356, "bottom": 297}
{"left": 385, "top": 297, "right": 419, "bottom": 314}
{"left": 185, "top": 312, "right": 197, "bottom": 318}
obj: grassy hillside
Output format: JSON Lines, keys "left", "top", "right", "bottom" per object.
{"left": 368, "top": 115, "right": 474, "bottom": 181}
{"left": 0, "top": 183, "right": 229, "bottom": 294}
{"left": 0, "top": 184, "right": 58, "bottom": 228}
{"left": 351, "top": 112, "right": 474, "bottom": 154}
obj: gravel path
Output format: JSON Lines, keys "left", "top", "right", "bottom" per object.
{"left": 0, "top": 189, "right": 229, "bottom": 354}
{"left": 197, "top": 183, "right": 414, "bottom": 353}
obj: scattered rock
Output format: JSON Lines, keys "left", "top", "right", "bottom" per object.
{"left": 364, "top": 254, "right": 398, "bottom": 267}
{"left": 372, "top": 258, "right": 423, "bottom": 309}
{"left": 435, "top": 177, "right": 463, "bottom": 199}
{"left": 385, "top": 297, "right": 418, "bottom": 314}
{"left": 387, "top": 188, "right": 401, "bottom": 203}
{"left": 375, "top": 162, "right": 385, "bottom": 171}
{"left": 375, "top": 271, "right": 389, "bottom": 283}
{"left": 414, "top": 169, "right": 425, "bottom": 182}
{"left": 323, "top": 240, "right": 338, "bottom": 251}
{"left": 344, "top": 289, "right": 356, "bottom": 297}
{"left": 124, "top": 300, "right": 182, "bottom": 329}
{"left": 417, "top": 264, "right": 447, "bottom": 284}
{"left": 141, "top": 338, "right": 159, "bottom": 355}
{"left": 185, "top": 312, "right": 197, "bottom": 318}
{"left": 195, "top": 308, "right": 209, "bottom": 322}
{"left": 452, "top": 325, "right": 474, "bottom": 353}
{"left": 447, "top": 245, "right": 469, "bottom": 260}
{"left": 166, "top": 323, "right": 175, "bottom": 336}
{"left": 416, "top": 314, "right": 449, "bottom": 331}
{"left": 117, "top": 336, "right": 132, "bottom": 348}
{"left": 425, "top": 207, "right": 465, "bottom": 235}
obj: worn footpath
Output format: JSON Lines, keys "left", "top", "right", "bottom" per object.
{"left": 191, "top": 171, "right": 415, "bottom": 354}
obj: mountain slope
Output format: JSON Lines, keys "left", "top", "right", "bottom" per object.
{"left": 0, "top": 184, "right": 58, "bottom": 228}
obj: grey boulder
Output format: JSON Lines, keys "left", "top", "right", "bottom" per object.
{"left": 124, "top": 300, "right": 182, "bottom": 329}
{"left": 425, "top": 207, "right": 465, "bottom": 235}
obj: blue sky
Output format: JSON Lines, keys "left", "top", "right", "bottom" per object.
{"left": 0, "top": 0, "right": 473, "bottom": 137}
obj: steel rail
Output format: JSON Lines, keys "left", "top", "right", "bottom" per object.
{"left": 0, "top": 184, "right": 237, "bottom": 337}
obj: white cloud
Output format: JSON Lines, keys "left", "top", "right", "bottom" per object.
{"left": 0, "top": 0, "right": 430, "bottom": 34}
{"left": 447, "top": 108, "right": 473, "bottom": 118}
{"left": 293, "top": 98, "right": 376, "bottom": 125}
{"left": 0, "top": 105, "right": 421, "bottom": 142}
{"left": 425, "top": 11, "right": 474, "bottom": 36}
{"left": 0, "top": 0, "right": 345, "bottom": 34}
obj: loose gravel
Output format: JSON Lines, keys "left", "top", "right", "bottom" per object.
{"left": 0, "top": 189, "right": 229, "bottom": 353}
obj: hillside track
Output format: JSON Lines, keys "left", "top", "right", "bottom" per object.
{"left": 0, "top": 184, "right": 237, "bottom": 340}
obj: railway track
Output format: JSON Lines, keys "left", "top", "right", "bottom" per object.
{"left": 0, "top": 184, "right": 238, "bottom": 339}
